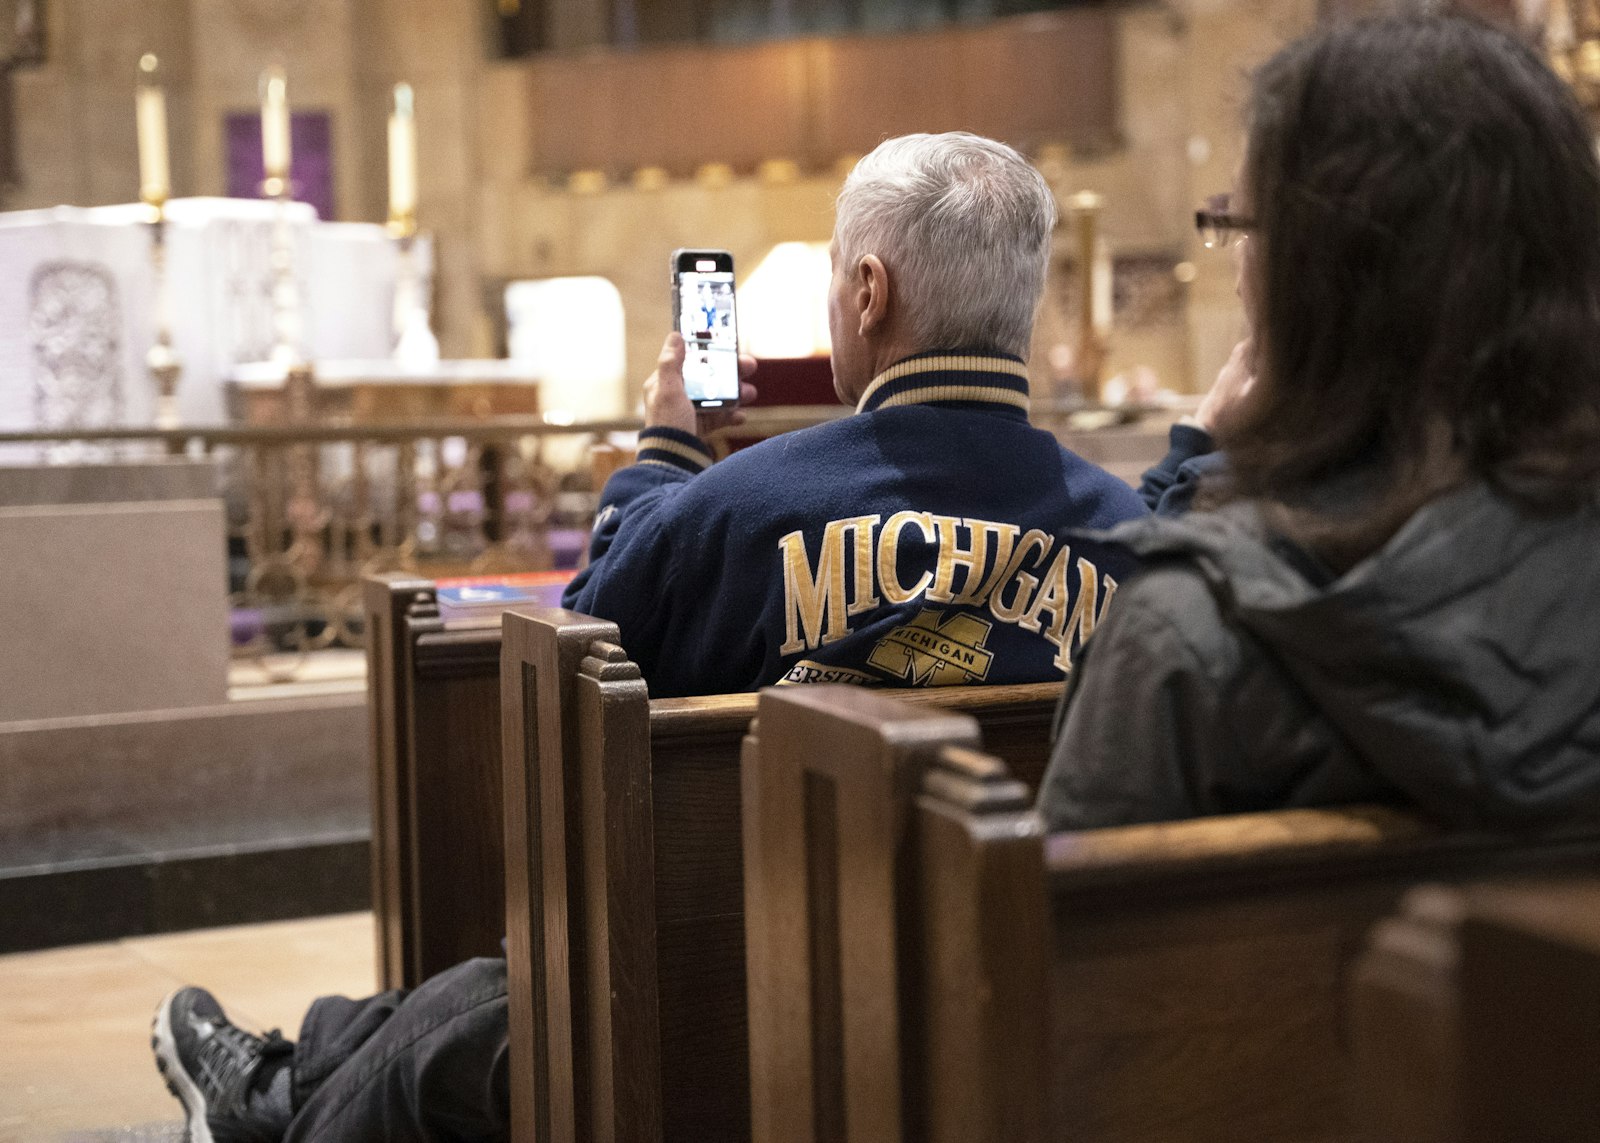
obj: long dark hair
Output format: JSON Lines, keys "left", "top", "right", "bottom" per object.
{"left": 1219, "top": 12, "right": 1600, "bottom": 568}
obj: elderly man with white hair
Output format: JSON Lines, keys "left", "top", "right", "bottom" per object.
{"left": 563, "top": 130, "right": 1208, "bottom": 696}
{"left": 150, "top": 132, "right": 1214, "bottom": 1143}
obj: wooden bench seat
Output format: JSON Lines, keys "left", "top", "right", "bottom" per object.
{"left": 740, "top": 685, "right": 1600, "bottom": 1143}
{"left": 498, "top": 609, "right": 1063, "bottom": 1143}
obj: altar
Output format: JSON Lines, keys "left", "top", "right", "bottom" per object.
{"left": 229, "top": 359, "right": 540, "bottom": 425}
{"left": 0, "top": 197, "right": 427, "bottom": 429}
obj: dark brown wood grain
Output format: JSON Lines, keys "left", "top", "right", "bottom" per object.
{"left": 522, "top": 12, "right": 1118, "bottom": 176}
{"left": 741, "top": 687, "right": 1600, "bottom": 1143}
{"left": 502, "top": 608, "right": 622, "bottom": 1143}
{"left": 366, "top": 580, "right": 1059, "bottom": 1139}
{"left": 363, "top": 573, "right": 432, "bottom": 989}
{"left": 744, "top": 687, "right": 1051, "bottom": 1143}
{"left": 407, "top": 663, "right": 506, "bottom": 974}
{"left": 915, "top": 745, "right": 1049, "bottom": 1143}
{"left": 497, "top": 615, "right": 1063, "bottom": 1143}
{"left": 1350, "top": 885, "right": 1465, "bottom": 1143}
{"left": 365, "top": 572, "right": 509, "bottom": 990}
{"left": 1353, "top": 879, "right": 1600, "bottom": 1143}
{"left": 1045, "top": 830, "right": 1600, "bottom": 1143}
{"left": 1456, "top": 881, "right": 1600, "bottom": 1142}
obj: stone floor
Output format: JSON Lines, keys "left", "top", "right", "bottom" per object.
{"left": 226, "top": 649, "right": 366, "bottom": 703}
{"left": 0, "top": 913, "right": 375, "bottom": 1142}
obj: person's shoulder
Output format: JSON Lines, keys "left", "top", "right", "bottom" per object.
{"left": 1116, "top": 559, "right": 1221, "bottom": 617}
{"left": 1048, "top": 441, "right": 1152, "bottom": 520}
{"left": 1101, "top": 558, "right": 1240, "bottom": 673}
{"left": 664, "top": 417, "right": 862, "bottom": 511}
{"left": 700, "top": 416, "right": 863, "bottom": 476}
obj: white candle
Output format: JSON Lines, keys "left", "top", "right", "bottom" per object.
{"left": 135, "top": 54, "right": 170, "bottom": 208}
{"left": 388, "top": 83, "right": 418, "bottom": 227}
{"left": 261, "top": 66, "right": 291, "bottom": 183}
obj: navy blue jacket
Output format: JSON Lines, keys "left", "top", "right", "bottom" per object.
{"left": 564, "top": 352, "right": 1211, "bottom": 697}
{"left": 1139, "top": 421, "right": 1221, "bottom": 516}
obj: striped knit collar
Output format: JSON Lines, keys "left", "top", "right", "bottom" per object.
{"left": 855, "top": 351, "right": 1030, "bottom": 418}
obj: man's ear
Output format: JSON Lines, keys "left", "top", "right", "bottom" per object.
{"left": 857, "top": 254, "right": 890, "bottom": 336}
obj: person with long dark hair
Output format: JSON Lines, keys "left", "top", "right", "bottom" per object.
{"left": 1039, "top": 11, "right": 1600, "bottom": 830}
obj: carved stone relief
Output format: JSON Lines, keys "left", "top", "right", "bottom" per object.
{"left": 30, "top": 259, "right": 123, "bottom": 428}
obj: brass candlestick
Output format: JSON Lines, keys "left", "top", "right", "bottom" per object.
{"left": 146, "top": 204, "right": 182, "bottom": 428}
{"left": 138, "top": 53, "right": 181, "bottom": 428}
{"left": 387, "top": 82, "right": 436, "bottom": 367}
{"left": 265, "top": 175, "right": 305, "bottom": 371}
{"left": 260, "top": 66, "right": 303, "bottom": 373}
{"left": 1066, "top": 190, "right": 1111, "bottom": 406}
{"left": 389, "top": 228, "right": 440, "bottom": 368}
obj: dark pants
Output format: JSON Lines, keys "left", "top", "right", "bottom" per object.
{"left": 283, "top": 957, "right": 510, "bottom": 1142}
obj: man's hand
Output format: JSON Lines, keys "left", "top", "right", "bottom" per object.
{"left": 1195, "top": 337, "right": 1255, "bottom": 435}
{"left": 643, "top": 332, "right": 759, "bottom": 439}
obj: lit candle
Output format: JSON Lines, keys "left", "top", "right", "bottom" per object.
{"left": 135, "top": 54, "right": 170, "bottom": 208}
{"left": 388, "top": 83, "right": 418, "bottom": 231}
{"left": 260, "top": 66, "right": 291, "bottom": 186}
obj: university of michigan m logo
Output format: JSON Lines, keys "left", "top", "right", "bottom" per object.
{"left": 867, "top": 609, "right": 995, "bottom": 686}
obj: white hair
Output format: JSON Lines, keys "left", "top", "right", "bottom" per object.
{"left": 834, "top": 132, "right": 1057, "bottom": 359}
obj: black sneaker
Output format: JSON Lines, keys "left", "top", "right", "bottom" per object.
{"left": 151, "top": 987, "right": 294, "bottom": 1143}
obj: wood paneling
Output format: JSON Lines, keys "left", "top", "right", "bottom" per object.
{"left": 1353, "top": 879, "right": 1600, "bottom": 1143}
{"left": 370, "top": 590, "right": 1064, "bottom": 1141}
{"left": 364, "top": 574, "right": 515, "bottom": 990}
{"left": 523, "top": 10, "right": 1117, "bottom": 176}
{"left": 499, "top": 609, "right": 1063, "bottom": 1143}
{"left": 363, "top": 572, "right": 434, "bottom": 989}
{"left": 529, "top": 41, "right": 812, "bottom": 175}
{"left": 741, "top": 686, "right": 1600, "bottom": 1143}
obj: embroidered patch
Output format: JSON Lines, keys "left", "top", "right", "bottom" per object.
{"left": 867, "top": 609, "right": 995, "bottom": 686}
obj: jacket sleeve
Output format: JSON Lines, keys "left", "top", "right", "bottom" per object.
{"left": 560, "top": 427, "right": 714, "bottom": 658}
{"left": 1035, "top": 569, "right": 1239, "bottom": 830}
{"left": 574, "top": 427, "right": 715, "bottom": 568}
{"left": 1134, "top": 422, "right": 1220, "bottom": 516}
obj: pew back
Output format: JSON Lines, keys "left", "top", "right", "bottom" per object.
{"left": 499, "top": 609, "right": 1063, "bottom": 1143}
{"left": 1354, "top": 879, "right": 1600, "bottom": 1143}
{"left": 363, "top": 572, "right": 512, "bottom": 988}
{"left": 1041, "top": 813, "right": 1600, "bottom": 1142}
{"left": 741, "top": 686, "right": 1600, "bottom": 1143}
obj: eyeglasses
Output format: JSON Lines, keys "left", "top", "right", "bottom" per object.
{"left": 1195, "top": 193, "right": 1256, "bottom": 250}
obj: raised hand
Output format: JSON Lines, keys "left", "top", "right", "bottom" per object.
{"left": 643, "top": 332, "right": 758, "bottom": 439}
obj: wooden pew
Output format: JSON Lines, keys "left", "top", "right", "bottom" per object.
{"left": 498, "top": 609, "right": 1063, "bottom": 1143}
{"left": 364, "top": 572, "right": 524, "bottom": 988}
{"left": 365, "top": 571, "right": 588, "bottom": 990}
{"left": 741, "top": 685, "right": 1600, "bottom": 1143}
{"left": 1349, "top": 884, "right": 1465, "bottom": 1143}
{"left": 1353, "top": 878, "right": 1600, "bottom": 1143}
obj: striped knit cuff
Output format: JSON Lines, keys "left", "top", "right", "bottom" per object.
{"left": 636, "top": 426, "right": 714, "bottom": 474}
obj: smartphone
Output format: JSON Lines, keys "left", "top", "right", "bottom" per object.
{"left": 671, "top": 248, "right": 740, "bottom": 408}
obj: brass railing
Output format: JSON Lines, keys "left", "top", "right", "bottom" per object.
{"left": 0, "top": 402, "right": 1170, "bottom": 683}
{"left": 0, "top": 417, "right": 644, "bottom": 680}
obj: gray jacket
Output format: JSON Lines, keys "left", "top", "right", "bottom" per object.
{"left": 1037, "top": 483, "right": 1600, "bottom": 831}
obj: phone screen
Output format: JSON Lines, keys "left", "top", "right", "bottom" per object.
{"left": 674, "top": 252, "right": 740, "bottom": 406}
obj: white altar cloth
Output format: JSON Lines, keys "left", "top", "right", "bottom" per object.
{"left": 0, "top": 197, "right": 431, "bottom": 430}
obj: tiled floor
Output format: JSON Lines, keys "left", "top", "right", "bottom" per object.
{"left": 0, "top": 913, "right": 376, "bottom": 1143}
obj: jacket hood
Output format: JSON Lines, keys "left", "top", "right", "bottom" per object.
{"left": 1105, "top": 484, "right": 1600, "bottom": 827}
